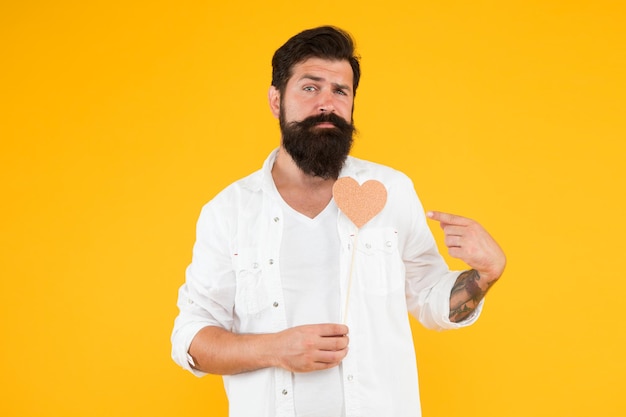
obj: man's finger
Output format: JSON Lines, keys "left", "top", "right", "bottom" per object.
{"left": 317, "top": 323, "right": 349, "bottom": 337}
{"left": 318, "top": 334, "right": 349, "bottom": 352}
{"left": 426, "top": 211, "right": 472, "bottom": 226}
{"left": 441, "top": 225, "right": 465, "bottom": 237}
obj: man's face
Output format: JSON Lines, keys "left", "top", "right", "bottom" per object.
{"left": 270, "top": 57, "right": 356, "bottom": 179}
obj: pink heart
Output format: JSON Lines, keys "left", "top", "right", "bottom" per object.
{"left": 333, "top": 177, "right": 387, "bottom": 228}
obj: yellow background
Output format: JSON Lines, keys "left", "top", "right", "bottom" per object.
{"left": 2, "top": 1, "right": 625, "bottom": 416}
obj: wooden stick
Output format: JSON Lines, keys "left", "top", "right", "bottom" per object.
{"left": 342, "top": 231, "right": 359, "bottom": 324}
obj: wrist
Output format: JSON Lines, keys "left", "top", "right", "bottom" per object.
{"left": 475, "top": 268, "right": 503, "bottom": 289}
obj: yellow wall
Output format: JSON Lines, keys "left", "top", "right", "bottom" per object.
{"left": 2, "top": 1, "right": 625, "bottom": 416}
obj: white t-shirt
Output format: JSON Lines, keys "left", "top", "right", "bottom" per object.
{"left": 279, "top": 198, "right": 344, "bottom": 417}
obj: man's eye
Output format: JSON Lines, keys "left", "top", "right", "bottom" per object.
{"left": 303, "top": 86, "right": 316, "bottom": 92}
{"left": 335, "top": 89, "right": 347, "bottom": 95}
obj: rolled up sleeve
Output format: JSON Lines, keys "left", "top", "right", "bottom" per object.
{"left": 171, "top": 200, "right": 237, "bottom": 376}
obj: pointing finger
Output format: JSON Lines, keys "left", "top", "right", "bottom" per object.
{"left": 426, "top": 211, "right": 472, "bottom": 226}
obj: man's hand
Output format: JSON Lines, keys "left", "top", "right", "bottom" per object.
{"left": 427, "top": 211, "right": 506, "bottom": 322}
{"left": 427, "top": 211, "right": 506, "bottom": 282}
{"left": 273, "top": 324, "right": 349, "bottom": 373}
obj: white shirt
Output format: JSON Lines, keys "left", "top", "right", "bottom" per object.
{"left": 171, "top": 149, "right": 482, "bottom": 417}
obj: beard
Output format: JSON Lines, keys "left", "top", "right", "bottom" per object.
{"left": 280, "top": 110, "right": 356, "bottom": 180}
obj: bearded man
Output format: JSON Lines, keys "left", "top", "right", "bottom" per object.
{"left": 171, "top": 25, "right": 506, "bottom": 417}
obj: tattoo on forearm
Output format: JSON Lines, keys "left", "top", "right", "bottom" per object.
{"left": 449, "top": 269, "right": 494, "bottom": 322}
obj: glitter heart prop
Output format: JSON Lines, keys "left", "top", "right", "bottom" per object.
{"left": 332, "top": 177, "right": 387, "bottom": 228}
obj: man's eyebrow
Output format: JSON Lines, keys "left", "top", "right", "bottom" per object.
{"left": 332, "top": 82, "right": 351, "bottom": 91}
{"left": 298, "top": 74, "right": 325, "bottom": 84}
{"left": 299, "top": 74, "right": 351, "bottom": 92}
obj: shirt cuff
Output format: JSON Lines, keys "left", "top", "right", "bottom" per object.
{"left": 171, "top": 322, "right": 210, "bottom": 377}
{"left": 419, "top": 271, "right": 484, "bottom": 330}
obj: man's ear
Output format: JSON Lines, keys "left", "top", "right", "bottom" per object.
{"left": 268, "top": 86, "right": 281, "bottom": 119}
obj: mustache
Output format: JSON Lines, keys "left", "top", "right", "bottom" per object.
{"left": 288, "top": 112, "right": 354, "bottom": 131}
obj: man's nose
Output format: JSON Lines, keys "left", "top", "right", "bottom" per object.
{"left": 318, "top": 90, "right": 335, "bottom": 113}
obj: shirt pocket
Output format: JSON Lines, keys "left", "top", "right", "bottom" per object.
{"left": 354, "top": 227, "right": 404, "bottom": 295}
{"left": 234, "top": 251, "right": 270, "bottom": 316}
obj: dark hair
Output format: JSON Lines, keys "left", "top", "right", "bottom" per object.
{"left": 271, "top": 26, "right": 361, "bottom": 96}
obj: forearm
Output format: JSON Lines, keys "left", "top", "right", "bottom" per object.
{"left": 449, "top": 269, "right": 497, "bottom": 323}
{"left": 188, "top": 326, "right": 279, "bottom": 375}
{"left": 187, "top": 323, "right": 349, "bottom": 375}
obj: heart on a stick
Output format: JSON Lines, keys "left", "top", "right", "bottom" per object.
{"left": 333, "top": 177, "right": 387, "bottom": 228}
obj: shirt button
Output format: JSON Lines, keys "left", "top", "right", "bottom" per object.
{"left": 365, "top": 243, "right": 371, "bottom": 249}
{"left": 347, "top": 374, "right": 354, "bottom": 382}
{"left": 187, "top": 299, "right": 194, "bottom": 304}
{"left": 282, "top": 389, "right": 288, "bottom": 395}
{"left": 385, "top": 241, "right": 392, "bottom": 247}
{"left": 274, "top": 217, "right": 280, "bottom": 222}
{"left": 268, "top": 259, "right": 274, "bottom": 265}
{"left": 252, "top": 262, "right": 259, "bottom": 269}
{"left": 273, "top": 302, "right": 279, "bottom": 308}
